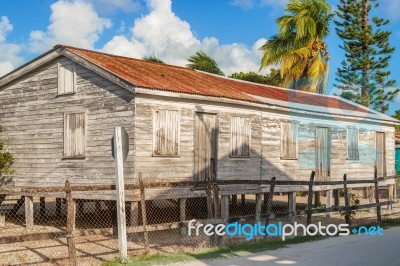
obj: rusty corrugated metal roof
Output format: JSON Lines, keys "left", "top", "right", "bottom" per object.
{"left": 62, "top": 45, "right": 370, "bottom": 114}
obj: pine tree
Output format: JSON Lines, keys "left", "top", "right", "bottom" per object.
{"left": 335, "top": 0, "right": 398, "bottom": 113}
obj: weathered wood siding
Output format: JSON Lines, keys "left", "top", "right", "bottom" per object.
{"left": 0, "top": 57, "right": 135, "bottom": 186}
{"left": 0, "top": 55, "right": 395, "bottom": 187}
{"left": 134, "top": 95, "right": 395, "bottom": 182}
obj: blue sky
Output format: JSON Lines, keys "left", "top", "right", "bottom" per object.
{"left": 0, "top": 0, "right": 399, "bottom": 114}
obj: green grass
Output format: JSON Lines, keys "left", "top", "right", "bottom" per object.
{"left": 104, "top": 235, "right": 326, "bottom": 266}
{"left": 105, "top": 218, "right": 400, "bottom": 266}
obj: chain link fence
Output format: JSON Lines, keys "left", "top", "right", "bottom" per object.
{"left": 0, "top": 172, "right": 399, "bottom": 265}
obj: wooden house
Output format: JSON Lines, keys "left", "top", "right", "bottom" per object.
{"left": 0, "top": 45, "right": 397, "bottom": 196}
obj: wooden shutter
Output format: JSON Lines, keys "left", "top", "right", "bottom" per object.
{"left": 153, "top": 110, "right": 179, "bottom": 156}
{"left": 376, "top": 132, "right": 386, "bottom": 177}
{"left": 58, "top": 62, "right": 76, "bottom": 94}
{"left": 64, "top": 113, "right": 86, "bottom": 158}
{"left": 347, "top": 127, "right": 359, "bottom": 160}
{"left": 231, "top": 117, "right": 251, "bottom": 157}
{"left": 281, "top": 122, "right": 298, "bottom": 159}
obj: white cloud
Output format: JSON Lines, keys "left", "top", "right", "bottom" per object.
{"left": 0, "top": 16, "right": 13, "bottom": 43}
{"left": 102, "top": 0, "right": 267, "bottom": 75}
{"left": 230, "top": 0, "right": 287, "bottom": 9}
{"left": 29, "top": 0, "right": 112, "bottom": 53}
{"left": 89, "top": 0, "right": 141, "bottom": 14}
{"left": 0, "top": 16, "right": 22, "bottom": 76}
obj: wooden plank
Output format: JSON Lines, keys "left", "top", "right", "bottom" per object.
{"left": 179, "top": 198, "right": 186, "bottom": 236}
{"left": 113, "top": 126, "right": 128, "bottom": 260}
{"left": 24, "top": 196, "right": 34, "bottom": 228}
{"left": 221, "top": 195, "right": 229, "bottom": 223}
{"left": 265, "top": 177, "right": 276, "bottom": 226}
{"left": 65, "top": 180, "right": 77, "bottom": 266}
{"left": 139, "top": 175, "right": 149, "bottom": 253}
{"left": 307, "top": 171, "right": 315, "bottom": 226}
{"left": 206, "top": 185, "right": 214, "bottom": 219}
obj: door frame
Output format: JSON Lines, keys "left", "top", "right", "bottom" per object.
{"left": 315, "top": 127, "right": 331, "bottom": 180}
{"left": 193, "top": 112, "right": 219, "bottom": 181}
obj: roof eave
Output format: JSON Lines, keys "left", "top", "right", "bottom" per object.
{"left": 135, "top": 87, "right": 399, "bottom": 126}
{"left": 0, "top": 46, "right": 62, "bottom": 87}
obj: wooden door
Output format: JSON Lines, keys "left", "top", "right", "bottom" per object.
{"left": 376, "top": 132, "right": 386, "bottom": 177}
{"left": 315, "top": 127, "right": 330, "bottom": 180}
{"left": 194, "top": 113, "right": 217, "bottom": 181}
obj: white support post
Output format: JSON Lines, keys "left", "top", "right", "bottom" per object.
{"left": 326, "top": 190, "right": 333, "bottom": 218}
{"left": 25, "top": 196, "right": 34, "bottom": 228}
{"left": 114, "top": 127, "right": 128, "bottom": 261}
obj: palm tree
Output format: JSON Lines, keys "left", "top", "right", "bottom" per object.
{"left": 260, "top": 0, "right": 332, "bottom": 93}
{"left": 186, "top": 51, "right": 224, "bottom": 76}
{"left": 143, "top": 54, "right": 165, "bottom": 64}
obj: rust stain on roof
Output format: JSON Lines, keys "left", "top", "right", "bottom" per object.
{"left": 62, "top": 45, "right": 370, "bottom": 114}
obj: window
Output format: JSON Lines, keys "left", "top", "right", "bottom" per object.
{"left": 58, "top": 62, "right": 76, "bottom": 95}
{"left": 347, "top": 127, "right": 359, "bottom": 160}
{"left": 231, "top": 116, "right": 251, "bottom": 157}
{"left": 153, "top": 110, "right": 179, "bottom": 156}
{"left": 64, "top": 113, "right": 86, "bottom": 158}
{"left": 281, "top": 122, "right": 298, "bottom": 159}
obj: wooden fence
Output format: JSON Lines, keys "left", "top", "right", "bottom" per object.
{"left": 0, "top": 170, "right": 398, "bottom": 265}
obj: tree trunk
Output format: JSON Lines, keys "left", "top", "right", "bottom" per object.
{"left": 361, "top": 0, "right": 370, "bottom": 107}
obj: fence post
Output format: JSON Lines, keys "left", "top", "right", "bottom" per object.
{"left": 343, "top": 174, "right": 350, "bottom": 224}
{"left": 139, "top": 174, "right": 149, "bottom": 253}
{"left": 307, "top": 171, "right": 315, "bottom": 226}
{"left": 255, "top": 193, "right": 262, "bottom": 222}
{"left": 65, "top": 180, "right": 77, "bottom": 266}
{"left": 179, "top": 198, "right": 187, "bottom": 236}
{"left": 374, "top": 166, "right": 381, "bottom": 223}
{"left": 113, "top": 127, "right": 128, "bottom": 261}
{"left": 221, "top": 195, "right": 229, "bottom": 223}
{"left": 24, "top": 196, "right": 34, "bottom": 228}
{"left": 265, "top": 177, "right": 276, "bottom": 226}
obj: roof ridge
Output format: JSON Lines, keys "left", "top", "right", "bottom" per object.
{"left": 56, "top": 44, "right": 197, "bottom": 72}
